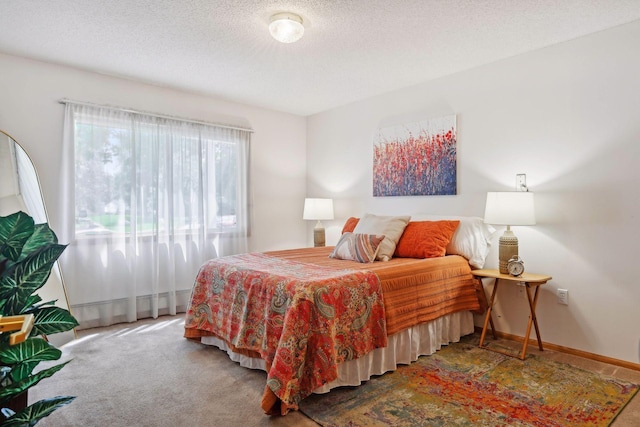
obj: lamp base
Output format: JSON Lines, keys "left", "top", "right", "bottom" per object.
{"left": 313, "top": 221, "right": 326, "bottom": 247}
{"left": 498, "top": 228, "right": 518, "bottom": 274}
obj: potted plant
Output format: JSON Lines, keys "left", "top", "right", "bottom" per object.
{"left": 0, "top": 211, "right": 78, "bottom": 426}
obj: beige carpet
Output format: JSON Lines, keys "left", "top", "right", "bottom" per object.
{"left": 31, "top": 315, "right": 316, "bottom": 427}
{"left": 31, "top": 315, "right": 640, "bottom": 426}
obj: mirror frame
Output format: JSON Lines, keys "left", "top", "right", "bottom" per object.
{"left": 0, "top": 129, "right": 76, "bottom": 345}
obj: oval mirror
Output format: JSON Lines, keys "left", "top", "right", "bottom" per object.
{"left": 0, "top": 129, "right": 76, "bottom": 346}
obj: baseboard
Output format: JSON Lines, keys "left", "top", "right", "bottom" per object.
{"left": 474, "top": 326, "right": 640, "bottom": 372}
{"left": 71, "top": 289, "right": 192, "bottom": 330}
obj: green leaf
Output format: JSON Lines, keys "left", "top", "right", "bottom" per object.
{"left": 32, "top": 306, "right": 79, "bottom": 336}
{"left": 3, "top": 245, "right": 67, "bottom": 314}
{"left": 0, "top": 338, "right": 61, "bottom": 365}
{"left": 32, "top": 299, "right": 56, "bottom": 308}
{"left": 0, "top": 338, "right": 62, "bottom": 384}
{"left": 1, "top": 395, "right": 75, "bottom": 427}
{"left": 16, "top": 245, "right": 67, "bottom": 292}
{"left": 22, "top": 294, "right": 42, "bottom": 311}
{"left": 0, "top": 361, "right": 69, "bottom": 402}
{"left": 0, "top": 276, "right": 17, "bottom": 316}
{"left": 5, "top": 361, "right": 39, "bottom": 385}
{"left": 20, "top": 224, "right": 58, "bottom": 261}
{"left": 0, "top": 212, "right": 35, "bottom": 262}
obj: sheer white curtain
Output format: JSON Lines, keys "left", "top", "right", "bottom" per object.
{"left": 59, "top": 103, "right": 250, "bottom": 328}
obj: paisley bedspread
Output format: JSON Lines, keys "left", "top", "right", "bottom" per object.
{"left": 184, "top": 252, "right": 387, "bottom": 412}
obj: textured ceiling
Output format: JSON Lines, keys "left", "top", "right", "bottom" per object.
{"left": 1, "top": 1, "right": 640, "bottom": 116}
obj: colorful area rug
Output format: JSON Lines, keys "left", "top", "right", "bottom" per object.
{"left": 299, "top": 335, "right": 639, "bottom": 426}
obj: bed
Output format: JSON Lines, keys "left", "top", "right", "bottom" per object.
{"left": 184, "top": 214, "right": 494, "bottom": 415}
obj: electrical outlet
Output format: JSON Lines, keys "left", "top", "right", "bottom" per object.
{"left": 516, "top": 174, "right": 527, "bottom": 191}
{"left": 557, "top": 288, "right": 569, "bottom": 305}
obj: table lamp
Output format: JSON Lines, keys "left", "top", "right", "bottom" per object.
{"left": 483, "top": 191, "right": 536, "bottom": 274}
{"left": 303, "top": 198, "right": 334, "bottom": 247}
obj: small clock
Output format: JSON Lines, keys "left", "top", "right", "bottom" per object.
{"left": 507, "top": 255, "right": 525, "bottom": 277}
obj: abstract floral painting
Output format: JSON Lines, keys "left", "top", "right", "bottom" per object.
{"left": 373, "top": 115, "right": 457, "bottom": 196}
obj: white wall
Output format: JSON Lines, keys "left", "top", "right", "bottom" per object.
{"left": 307, "top": 20, "right": 640, "bottom": 364}
{"left": 0, "top": 53, "right": 308, "bottom": 254}
{"left": 2, "top": 19, "right": 639, "bottom": 363}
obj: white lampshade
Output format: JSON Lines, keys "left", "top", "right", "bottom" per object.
{"left": 303, "top": 198, "right": 334, "bottom": 221}
{"left": 303, "top": 198, "right": 333, "bottom": 247}
{"left": 269, "top": 12, "right": 304, "bottom": 43}
{"left": 484, "top": 192, "right": 536, "bottom": 226}
{"left": 484, "top": 191, "right": 535, "bottom": 274}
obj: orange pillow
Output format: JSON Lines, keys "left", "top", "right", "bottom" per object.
{"left": 394, "top": 220, "right": 460, "bottom": 258}
{"left": 341, "top": 217, "right": 359, "bottom": 234}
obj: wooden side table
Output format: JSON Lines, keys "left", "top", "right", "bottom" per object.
{"left": 471, "top": 269, "right": 552, "bottom": 360}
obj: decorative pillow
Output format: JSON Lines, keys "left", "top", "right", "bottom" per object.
{"left": 394, "top": 220, "right": 460, "bottom": 259}
{"left": 353, "top": 213, "right": 411, "bottom": 261}
{"left": 341, "top": 217, "right": 359, "bottom": 234}
{"left": 329, "top": 233, "right": 385, "bottom": 263}
{"left": 410, "top": 214, "right": 496, "bottom": 268}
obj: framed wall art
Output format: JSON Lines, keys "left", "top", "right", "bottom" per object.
{"left": 373, "top": 115, "right": 456, "bottom": 197}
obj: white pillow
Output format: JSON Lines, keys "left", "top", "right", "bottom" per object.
{"left": 411, "top": 214, "right": 496, "bottom": 269}
{"left": 353, "top": 213, "right": 411, "bottom": 261}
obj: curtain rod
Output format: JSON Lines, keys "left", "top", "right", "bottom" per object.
{"left": 58, "top": 98, "right": 254, "bottom": 133}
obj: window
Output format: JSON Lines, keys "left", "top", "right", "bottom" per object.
{"left": 61, "top": 102, "right": 251, "bottom": 327}
{"left": 71, "top": 107, "right": 249, "bottom": 238}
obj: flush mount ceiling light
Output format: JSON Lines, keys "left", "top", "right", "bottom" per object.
{"left": 269, "top": 12, "right": 304, "bottom": 43}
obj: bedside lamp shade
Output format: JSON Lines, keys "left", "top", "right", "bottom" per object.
{"left": 303, "top": 198, "right": 334, "bottom": 247}
{"left": 484, "top": 192, "right": 536, "bottom": 274}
